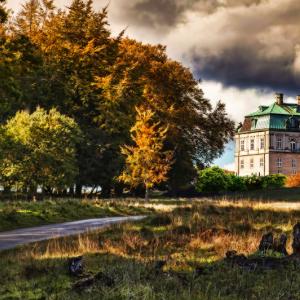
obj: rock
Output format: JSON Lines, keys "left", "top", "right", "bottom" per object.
{"left": 292, "top": 223, "right": 300, "bottom": 255}
{"left": 258, "top": 232, "right": 273, "bottom": 252}
{"left": 69, "top": 256, "right": 83, "bottom": 276}
{"left": 273, "top": 233, "right": 288, "bottom": 255}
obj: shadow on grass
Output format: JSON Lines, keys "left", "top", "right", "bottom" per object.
{"left": 1, "top": 248, "right": 300, "bottom": 300}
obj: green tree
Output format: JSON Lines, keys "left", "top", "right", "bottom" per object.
{"left": 196, "top": 166, "right": 229, "bottom": 193}
{"left": 15, "top": 0, "right": 122, "bottom": 196}
{"left": 118, "top": 107, "right": 173, "bottom": 200}
{"left": 0, "top": 108, "right": 82, "bottom": 197}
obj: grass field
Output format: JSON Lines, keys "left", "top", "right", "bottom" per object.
{"left": 0, "top": 198, "right": 153, "bottom": 232}
{"left": 2, "top": 197, "right": 300, "bottom": 299}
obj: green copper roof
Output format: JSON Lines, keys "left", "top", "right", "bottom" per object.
{"left": 246, "top": 102, "right": 300, "bottom": 117}
{"left": 239, "top": 102, "right": 300, "bottom": 132}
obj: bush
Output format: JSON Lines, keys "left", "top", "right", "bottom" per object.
{"left": 227, "top": 174, "right": 247, "bottom": 192}
{"left": 196, "top": 167, "right": 286, "bottom": 194}
{"left": 261, "top": 174, "right": 286, "bottom": 189}
{"left": 196, "top": 166, "right": 229, "bottom": 193}
{"left": 244, "top": 174, "right": 286, "bottom": 190}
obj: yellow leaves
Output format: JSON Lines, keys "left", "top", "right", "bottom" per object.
{"left": 118, "top": 105, "right": 174, "bottom": 190}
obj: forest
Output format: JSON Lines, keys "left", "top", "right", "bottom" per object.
{"left": 0, "top": 0, "right": 234, "bottom": 198}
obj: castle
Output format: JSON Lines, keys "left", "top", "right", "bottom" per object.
{"left": 235, "top": 93, "right": 300, "bottom": 176}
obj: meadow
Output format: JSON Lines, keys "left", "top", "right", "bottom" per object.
{"left": 2, "top": 194, "right": 300, "bottom": 299}
{"left": 0, "top": 199, "right": 153, "bottom": 232}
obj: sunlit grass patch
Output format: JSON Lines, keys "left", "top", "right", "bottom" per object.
{"left": 2, "top": 198, "right": 300, "bottom": 299}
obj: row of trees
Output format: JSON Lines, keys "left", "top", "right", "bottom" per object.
{"left": 0, "top": 0, "right": 234, "bottom": 198}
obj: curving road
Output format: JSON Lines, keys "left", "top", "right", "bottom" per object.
{"left": 0, "top": 215, "right": 145, "bottom": 251}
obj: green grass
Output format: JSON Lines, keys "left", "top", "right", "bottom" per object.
{"left": 2, "top": 198, "right": 300, "bottom": 299}
{"left": 0, "top": 198, "right": 154, "bottom": 232}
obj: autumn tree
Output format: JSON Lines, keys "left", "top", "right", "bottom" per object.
{"left": 97, "top": 38, "right": 235, "bottom": 194}
{"left": 0, "top": 0, "right": 234, "bottom": 197}
{"left": 118, "top": 107, "right": 173, "bottom": 200}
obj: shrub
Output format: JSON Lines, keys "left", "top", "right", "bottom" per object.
{"left": 243, "top": 174, "right": 263, "bottom": 190}
{"left": 226, "top": 174, "right": 247, "bottom": 192}
{"left": 261, "top": 174, "right": 286, "bottom": 189}
{"left": 243, "top": 174, "right": 286, "bottom": 190}
{"left": 196, "top": 166, "right": 229, "bottom": 193}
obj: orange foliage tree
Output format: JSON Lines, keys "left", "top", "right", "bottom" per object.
{"left": 285, "top": 173, "right": 300, "bottom": 188}
{"left": 118, "top": 106, "right": 174, "bottom": 200}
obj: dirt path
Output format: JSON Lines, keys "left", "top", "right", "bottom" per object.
{"left": 0, "top": 215, "right": 145, "bottom": 251}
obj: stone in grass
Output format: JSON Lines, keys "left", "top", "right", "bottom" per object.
{"left": 258, "top": 232, "right": 273, "bottom": 253}
{"left": 69, "top": 256, "right": 83, "bottom": 276}
{"left": 292, "top": 223, "right": 300, "bottom": 255}
{"left": 273, "top": 233, "right": 288, "bottom": 256}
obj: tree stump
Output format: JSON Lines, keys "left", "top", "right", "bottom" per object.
{"left": 258, "top": 232, "right": 273, "bottom": 252}
{"left": 292, "top": 223, "right": 300, "bottom": 255}
{"left": 69, "top": 256, "right": 83, "bottom": 276}
{"left": 273, "top": 233, "right": 288, "bottom": 255}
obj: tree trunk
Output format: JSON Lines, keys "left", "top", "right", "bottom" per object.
{"left": 75, "top": 184, "right": 82, "bottom": 198}
{"left": 145, "top": 186, "right": 150, "bottom": 201}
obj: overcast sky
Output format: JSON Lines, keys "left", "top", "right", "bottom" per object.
{"left": 6, "top": 0, "right": 300, "bottom": 170}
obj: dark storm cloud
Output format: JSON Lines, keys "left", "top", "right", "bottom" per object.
{"left": 114, "top": 0, "right": 300, "bottom": 92}
{"left": 118, "top": 0, "right": 264, "bottom": 31}
{"left": 192, "top": 44, "right": 299, "bottom": 93}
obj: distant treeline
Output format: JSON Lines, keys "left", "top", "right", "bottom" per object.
{"left": 0, "top": 1, "right": 234, "bottom": 198}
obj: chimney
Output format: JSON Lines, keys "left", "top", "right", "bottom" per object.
{"left": 297, "top": 95, "right": 300, "bottom": 105}
{"left": 275, "top": 93, "right": 284, "bottom": 105}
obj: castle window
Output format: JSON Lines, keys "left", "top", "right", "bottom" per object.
{"left": 277, "top": 157, "right": 282, "bottom": 168}
{"left": 289, "top": 117, "right": 299, "bottom": 129}
{"left": 293, "top": 169, "right": 297, "bottom": 175}
{"left": 240, "top": 159, "right": 244, "bottom": 169}
{"left": 260, "top": 158, "right": 264, "bottom": 167}
{"left": 276, "top": 136, "right": 282, "bottom": 150}
{"left": 240, "top": 140, "right": 245, "bottom": 151}
{"left": 250, "top": 139, "right": 255, "bottom": 150}
{"left": 290, "top": 140, "right": 296, "bottom": 152}
{"left": 250, "top": 158, "right": 254, "bottom": 168}
{"left": 292, "top": 159, "right": 297, "bottom": 168}
{"left": 260, "top": 138, "right": 264, "bottom": 150}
